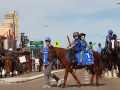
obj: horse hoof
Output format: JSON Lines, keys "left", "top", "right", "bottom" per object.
{"left": 78, "top": 84, "right": 81, "bottom": 87}
{"left": 91, "top": 84, "right": 95, "bottom": 87}
{"left": 113, "top": 76, "right": 118, "bottom": 78}
{"left": 108, "top": 76, "right": 112, "bottom": 78}
{"left": 61, "top": 85, "right": 65, "bottom": 88}
{"left": 95, "top": 84, "right": 99, "bottom": 87}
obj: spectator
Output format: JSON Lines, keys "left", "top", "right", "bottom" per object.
{"left": 97, "top": 43, "right": 102, "bottom": 54}
{"left": 88, "top": 42, "right": 93, "bottom": 50}
{"left": 35, "top": 57, "right": 40, "bottom": 72}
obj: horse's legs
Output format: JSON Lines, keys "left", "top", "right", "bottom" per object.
{"left": 113, "top": 63, "right": 118, "bottom": 78}
{"left": 61, "top": 68, "right": 69, "bottom": 88}
{"left": 0, "top": 67, "right": 2, "bottom": 78}
{"left": 95, "top": 70, "right": 99, "bottom": 86}
{"left": 89, "top": 67, "right": 95, "bottom": 86}
{"left": 69, "top": 69, "right": 81, "bottom": 87}
{"left": 108, "top": 62, "right": 113, "bottom": 78}
{"left": 90, "top": 74, "right": 94, "bottom": 86}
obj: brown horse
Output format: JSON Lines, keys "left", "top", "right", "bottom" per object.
{"left": 48, "top": 46, "right": 103, "bottom": 88}
{"left": 5, "top": 59, "right": 14, "bottom": 77}
{"left": 24, "top": 55, "right": 31, "bottom": 73}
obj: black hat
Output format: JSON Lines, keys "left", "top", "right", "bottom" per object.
{"left": 113, "top": 34, "right": 117, "bottom": 39}
{"left": 89, "top": 42, "right": 92, "bottom": 44}
{"left": 79, "top": 33, "right": 86, "bottom": 37}
{"left": 98, "top": 43, "right": 101, "bottom": 45}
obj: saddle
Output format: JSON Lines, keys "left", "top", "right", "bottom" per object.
{"left": 67, "top": 50, "right": 94, "bottom": 66}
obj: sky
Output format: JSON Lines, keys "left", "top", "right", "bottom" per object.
{"left": 0, "top": 0, "right": 120, "bottom": 50}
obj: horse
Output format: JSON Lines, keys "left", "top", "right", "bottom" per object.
{"left": 24, "top": 55, "right": 31, "bottom": 73}
{"left": 48, "top": 46, "right": 103, "bottom": 88}
{"left": 101, "top": 39, "right": 119, "bottom": 78}
{"left": 0, "top": 50, "right": 6, "bottom": 78}
{"left": 5, "top": 59, "right": 14, "bottom": 77}
{"left": 0, "top": 55, "right": 4, "bottom": 78}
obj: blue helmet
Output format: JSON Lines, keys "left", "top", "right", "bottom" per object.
{"left": 45, "top": 37, "right": 51, "bottom": 42}
{"left": 108, "top": 30, "right": 113, "bottom": 34}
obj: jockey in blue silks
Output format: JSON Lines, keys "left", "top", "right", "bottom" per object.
{"left": 68, "top": 32, "right": 81, "bottom": 63}
{"left": 79, "top": 33, "right": 87, "bottom": 65}
{"left": 43, "top": 37, "right": 61, "bottom": 88}
{"left": 103, "top": 30, "right": 113, "bottom": 56}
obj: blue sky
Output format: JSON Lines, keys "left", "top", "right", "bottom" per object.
{"left": 0, "top": 0, "right": 120, "bottom": 50}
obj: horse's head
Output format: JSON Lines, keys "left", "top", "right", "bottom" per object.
{"left": 48, "top": 46, "right": 57, "bottom": 62}
{"left": 110, "top": 39, "right": 116, "bottom": 52}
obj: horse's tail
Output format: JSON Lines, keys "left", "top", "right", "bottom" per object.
{"left": 98, "top": 55, "right": 103, "bottom": 79}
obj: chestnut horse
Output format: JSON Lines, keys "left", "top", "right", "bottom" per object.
{"left": 48, "top": 46, "right": 103, "bottom": 88}
{"left": 5, "top": 59, "right": 14, "bottom": 77}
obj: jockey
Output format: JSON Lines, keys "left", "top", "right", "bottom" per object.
{"left": 68, "top": 32, "right": 81, "bottom": 63}
{"left": 113, "top": 34, "right": 120, "bottom": 50}
{"left": 112, "top": 34, "right": 118, "bottom": 45}
{"left": 43, "top": 37, "right": 61, "bottom": 88}
{"left": 103, "top": 30, "right": 113, "bottom": 56}
{"left": 105, "top": 30, "right": 113, "bottom": 47}
{"left": 79, "top": 33, "right": 87, "bottom": 65}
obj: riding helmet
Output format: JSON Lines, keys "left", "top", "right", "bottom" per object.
{"left": 45, "top": 37, "right": 51, "bottom": 42}
{"left": 108, "top": 30, "right": 113, "bottom": 34}
{"left": 79, "top": 33, "right": 86, "bottom": 37}
{"left": 73, "top": 32, "right": 79, "bottom": 37}
{"left": 113, "top": 34, "right": 117, "bottom": 39}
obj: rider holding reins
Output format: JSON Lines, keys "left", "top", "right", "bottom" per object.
{"left": 103, "top": 30, "right": 119, "bottom": 56}
{"left": 68, "top": 32, "right": 81, "bottom": 63}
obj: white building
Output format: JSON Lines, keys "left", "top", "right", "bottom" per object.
{"left": 0, "top": 11, "right": 19, "bottom": 50}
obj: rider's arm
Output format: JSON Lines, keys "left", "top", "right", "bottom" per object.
{"left": 69, "top": 44, "right": 75, "bottom": 49}
{"left": 106, "top": 36, "right": 111, "bottom": 43}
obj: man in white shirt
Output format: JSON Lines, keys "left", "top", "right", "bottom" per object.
{"left": 35, "top": 57, "right": 40, "bottom": 72}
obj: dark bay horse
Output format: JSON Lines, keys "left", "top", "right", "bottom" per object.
{"left": 101, "top": 39, "right": 119, "bottom": 78}
{"left": 48, "top": 46, "right": 103, "bottom": 88}
{"left": 0, "top": 56, "right": 4, "bottom": 78}
{"left": 0, "top": 51, "right": 6, "bottom": 78}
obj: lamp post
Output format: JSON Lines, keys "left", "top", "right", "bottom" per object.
{"left": 32, "top": 25, "right": 47, "bottom": 71}
{"left": 116, "top": 3, "right": 120, "bottom": 5}
{"left": 34, "top": 26, "right": 47, "bottom": 40}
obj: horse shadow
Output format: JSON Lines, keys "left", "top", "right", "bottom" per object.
{"left": 51, "top": 83, "right": 106, "bottom": 88}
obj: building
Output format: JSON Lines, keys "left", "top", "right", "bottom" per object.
{"left": 0, "top": 11, "right": 19, "bottom": 50}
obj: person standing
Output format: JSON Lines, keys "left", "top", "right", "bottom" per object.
{"left": 88, "top": 42, "right": 93, "bottom": 50}
{"left": 42, "top": 37, "right": 61, "bottom": 88}
{"left": 97, "top": 43, "right": 102, "bottom": 54}
{"left": 35, "top": 57, "right": 40, "bottom": 72}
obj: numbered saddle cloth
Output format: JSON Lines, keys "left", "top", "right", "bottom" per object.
{"left": 43, "top": 46, "right": 49, "bottom": 65}
{"left": 82, "top": 50, "right": 94, "bottom": 66}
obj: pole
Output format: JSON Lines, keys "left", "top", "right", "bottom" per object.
{"left": 32, "top": 50, "right": 34, "bottom": 71}
{"left": 34, "top": 26, "right": 47, "bottom": 41}
{"left": 67, "top": 36, "right": 71, "bottom": 46}
{"left": 57, "top": 59, "right": 58, "bottom": 70}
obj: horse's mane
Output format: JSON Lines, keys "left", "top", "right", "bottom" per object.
{"left": 53, "top": 47, "right": 67, "bottom": 51}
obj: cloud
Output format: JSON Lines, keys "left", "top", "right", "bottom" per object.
{"left": 0, "top": 0, "right": 120, "bottom": 49}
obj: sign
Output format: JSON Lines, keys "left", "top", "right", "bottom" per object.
{"left": 54, "top": 41, "right": 60, "bottom": 47}
{"left": 19, "top": 56, "right": 26, "bottom": 63}
{"left": 30, "top": 41, "right": 44, "bottom": 49}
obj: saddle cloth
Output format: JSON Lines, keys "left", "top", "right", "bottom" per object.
{"left": 66, "top": 50, "right": 94, "bottom": 66}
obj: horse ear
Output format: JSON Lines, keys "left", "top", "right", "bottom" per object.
{"left": 51, "top": 45, "right": 54, "bottom": 48}
{"left": 48, "top": 45, "right": 54, "bottom": 49}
